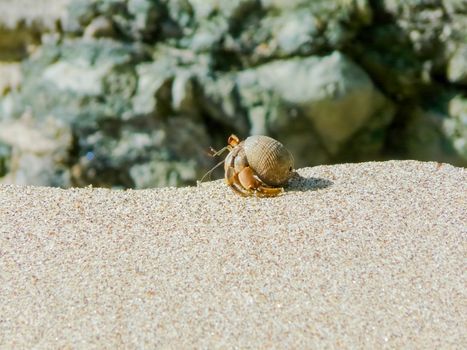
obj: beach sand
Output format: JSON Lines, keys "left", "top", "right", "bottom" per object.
{"left": 0, "top": 160, "right": 466, "bottom": 348}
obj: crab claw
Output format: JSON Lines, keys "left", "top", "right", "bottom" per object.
{"left": 226, "top": 165, "right": 283, "bottom": 197}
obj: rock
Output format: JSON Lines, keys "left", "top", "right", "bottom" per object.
{"left": 350, "top": 0, "right": 457, "bottom": 99}
{"left": 164, "top": 0, "right": 193, "bottom": 30}
{"left": 72, "top": 117, "right": 212, "bottom": 188}
{"left": 171, "top": 71, "right": 197, "bottom": 115}
{"left": 83, "top": 16, "right": 116, "bottom": 39}
{"left": 401, "top": 108, "right": 449, "bottom": 162}
{"left": 65, "top": 0, "right": 165, "bottom": 41}
{"left": 0, "top": 0, "right": 69, "bottom": 29}
{"left": 0, "top": 62, "right": 21, "bottom": 95}
{"left": 4, "top": 38, "right": 144, "bottom": 125}
{"left": 127, "top": 0, "right": 162, "bottom": 40}
{"left": 130, "top": 159, "right": 197, "bottom": 188}
{"left": 61, "top": 0, "right": 97, "bottom": 33}
{"left": 0, "top": 0, "right": 465, "bottom": 188}
{"left": 274, "top": 11, "right": 321, "bottom": 56}
{"left": 209, "top": 0, "right": 258, "bottom": 19}
{"left": 195, "top": 73, "right": 250, "bottom": 134}
{"left": 447, "top": 45, "right": 467, "bottom": 85}
{"left": 445, "top": 95, "right": 467, "bottom": 163}
{"left": 189, "top": 15, "right": 229, "bottom": 52}
{"left": 0, "top": 0, "right": 70, "bottom": 59}
{"left": 217, "top": 0, "right": 371, "bottom": 65}
{"left": 131, "top": 59, "right": 175, "bottom": 118}
{"left": 0, "top": 37, "right": 215, "bottom": 188}
{"left": 237, "top": 52, "right": 394, "bottom": 158}
{"left": 397, "top": 104, "right": 466, "bottom": 167}
{"left": 0, "top": 117, "right": 72, "bottom": 187}
{"left": 43, "top": 60, "right": 111, "bottom": 96}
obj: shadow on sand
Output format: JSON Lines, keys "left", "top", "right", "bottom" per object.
{"left": 286, "top": 172, "right": 333, "bottom": 192}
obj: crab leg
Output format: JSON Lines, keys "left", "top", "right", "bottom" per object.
{"left": 225, "top": 167, "right": 283, "bottom": 197}
{"left": 237, "top": 167, "right": 283, "bottom": 197}
{"left": 225, "top": 166, "right": 250, "bottom": 196}
{"left": 255, "top": 185, "right": 284, "bottom": 197}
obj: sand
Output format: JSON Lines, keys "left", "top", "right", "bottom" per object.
{"left": 0, "top": 160, "right": 466, "bottom": 348}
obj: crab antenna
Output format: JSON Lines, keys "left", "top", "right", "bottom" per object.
{"left": 209, "top": 145, "right": 231, "bottom": 157}
{"left": 199, "top": 159, "right": 226, "bottom": 183}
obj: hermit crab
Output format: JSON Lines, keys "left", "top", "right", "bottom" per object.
{"left": 202, "top": 134, "right": 295, "bottom": 197}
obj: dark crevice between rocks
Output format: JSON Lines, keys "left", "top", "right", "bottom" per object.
{"left": 341, "top": 0, "right": 462, "bottom": 164}
{"left": 0, "top": 143, "right": 11, "bottom": 178}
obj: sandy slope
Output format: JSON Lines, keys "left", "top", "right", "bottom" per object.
{"left": 0, "top": 161, "right": 466, "bottom": 348}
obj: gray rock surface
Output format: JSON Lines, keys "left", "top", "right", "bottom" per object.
{"left": 236, "top": 52, "right": 394, "bottom": 162}
{"left": 0, "top": 118, "right": 71, "bottom": 186}
{"left": 0, "top": 0, "right": 466, "bottom": 188}
{"left": 448, "top": 45, "right": 467, "bottom": 85}
{"left": 0, "top": 0, "right": 70, "bottom": 60}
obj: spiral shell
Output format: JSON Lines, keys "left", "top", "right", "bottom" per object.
{"left": 244, "top": 135, "right": 294, "bottom": 186}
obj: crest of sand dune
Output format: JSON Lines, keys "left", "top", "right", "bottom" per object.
{"left": 0, "top": 160, "right": 465, "bottom": 348}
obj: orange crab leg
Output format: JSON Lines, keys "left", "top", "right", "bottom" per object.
{"left": 226, "top": 167, "right": 283, "bottom": 197}
{"left": 237, "top": 166, "right": 261, "bottom": 189}
{"left": 237, "top": 167, "right": 284, "bottom": 197}
{"left": 224, "top": 166, "right": 250, "bottom": 196}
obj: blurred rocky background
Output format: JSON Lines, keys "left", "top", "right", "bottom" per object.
{"left": 0, "top": 0, "right": 465, "bottom": 188}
